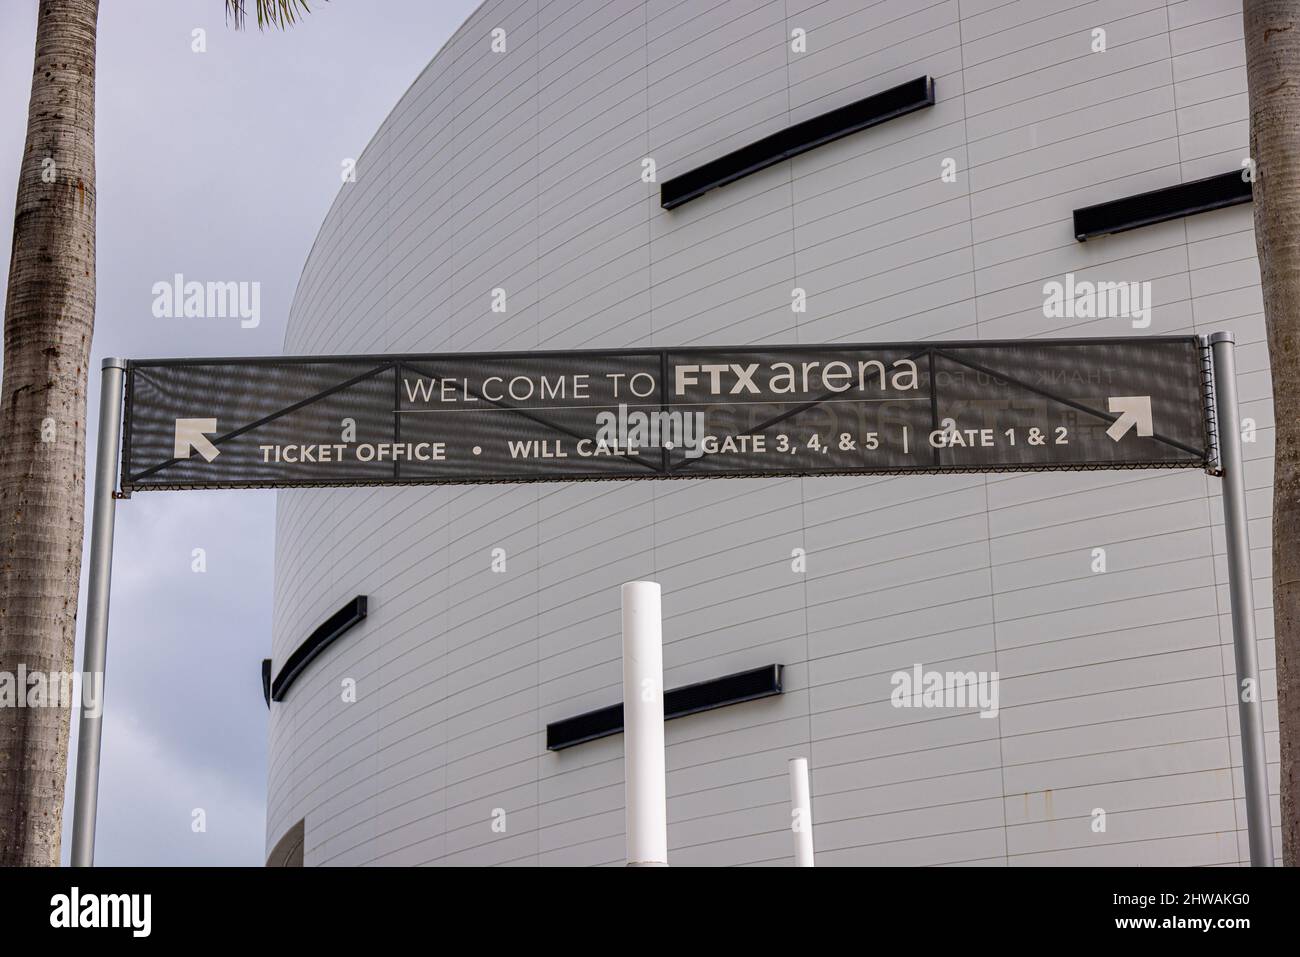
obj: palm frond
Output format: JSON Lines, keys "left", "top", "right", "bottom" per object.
{"left": 225, "top": 0, "right": 323, "bottom": 31}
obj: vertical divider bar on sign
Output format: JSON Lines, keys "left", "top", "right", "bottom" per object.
{"left": 393, "top": 361, "right": 401, "bottom": 481}
{"left": 660, "top": 350, "right": 670, "bottom": 475}
{"left": 927, "top": 349, "right": 940, "bottom": 469}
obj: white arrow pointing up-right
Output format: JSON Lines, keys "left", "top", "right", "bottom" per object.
{"left": 1106, "top": 396, "right": 1153, "bottom": 442}
{"left": 174, "top": 418, "right": 221, "bottom": 462}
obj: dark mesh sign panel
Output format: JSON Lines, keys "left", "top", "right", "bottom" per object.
{"left": 120, "top": 338, "right": 1210, "bottom": 491}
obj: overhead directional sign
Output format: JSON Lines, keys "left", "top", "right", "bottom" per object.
{"left": 119, "top": 337, "right": 1212, "bottom": 492}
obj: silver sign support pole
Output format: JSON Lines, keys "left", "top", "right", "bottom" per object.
{"left": 1209, "top": 331, "right": 1274, "bottom": 866}
{"left": 70, "top": 357, "right": 127, "bottom": 867}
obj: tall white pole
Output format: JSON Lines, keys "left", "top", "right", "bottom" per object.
{"left": 789, "top": 757, "right": 815, "bottom": 866}
{"left": 1209, "top": 332, "right": 1274, "bottom": 866}
{"left": 71, "top": 357, "right": 127, "bottom": 867}
{"left": 622, "top": 581, "right": 667, "bottom": 866}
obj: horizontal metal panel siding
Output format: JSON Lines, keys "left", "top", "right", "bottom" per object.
{"left": 268, "top": 0, "right": 1279, "bottom": 866}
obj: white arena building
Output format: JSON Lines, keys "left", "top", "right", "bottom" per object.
{"left": 265, "top": 0, "right": 1280, "bottom": 866}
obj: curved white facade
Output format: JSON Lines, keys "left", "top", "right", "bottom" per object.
{"left": 269, "top": 0, "right": 1279, "bottom": 865}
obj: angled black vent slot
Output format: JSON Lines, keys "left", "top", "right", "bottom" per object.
{"left": 660, "top": 75, "right": 935, "bottom": 210}
{"left": 261, "top": 658, "right": 272, "bottom": 708}
{"left": 270, "top": 595, "right": 368, "bottom": 703}
{"left": 1073, "top": 170, "right": 1252, "bottom": 241}
{"left": 546, "top": 663, "right": 783, "bottom": 751}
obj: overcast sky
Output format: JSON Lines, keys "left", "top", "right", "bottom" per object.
{"left": 1, "top": 0, "right": 481, "bottom": 865}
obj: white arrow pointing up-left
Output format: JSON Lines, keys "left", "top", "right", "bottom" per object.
{"left": 174, "top": 418, "right": 221, "bottom": 461}
{"left": 1106, "top": 396, "right": 1153, "bottom": 442}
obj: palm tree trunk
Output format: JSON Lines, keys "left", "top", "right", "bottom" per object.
{"left": 0, "top": 0, "right": 98, "bottom": 866}
{"left": 1245, "top": 0, "right": 1300, "bottom": 866}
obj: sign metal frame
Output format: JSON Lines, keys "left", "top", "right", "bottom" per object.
{"left": 68, "top": 334, "right": 1275, "bottom": 867}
